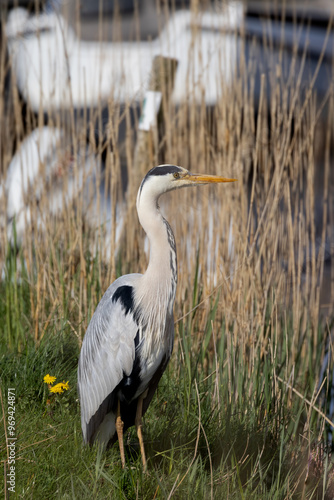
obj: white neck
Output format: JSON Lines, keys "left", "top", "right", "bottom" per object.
{"left": 135, "top": 187, "right": 177, "bottom": 327}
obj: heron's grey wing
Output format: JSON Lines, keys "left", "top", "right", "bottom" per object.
{"left": 78, "top": 274, "right": 141, "bottom": 443}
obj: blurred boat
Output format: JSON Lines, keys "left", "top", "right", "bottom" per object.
{"left": 1, "top": 126, "right": 124, "bottom": 256}
{"left": 5, "top": 3, "right": 242, "bottom": 112}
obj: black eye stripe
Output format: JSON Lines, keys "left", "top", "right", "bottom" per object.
{"left": 139, "top": 165, "right": 183, "bottom": 195}
{"left": 146, "top": 165, "right": 181, "bottom": 177}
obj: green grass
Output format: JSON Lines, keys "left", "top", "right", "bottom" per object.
{"left": 1, "top": 246, "right": 333, "bottom": 499}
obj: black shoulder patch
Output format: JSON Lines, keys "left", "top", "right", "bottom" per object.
{"left": 112, "top": 286, "right": 134, "bottom": 316}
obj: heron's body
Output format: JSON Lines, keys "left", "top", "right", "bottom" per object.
{"left": 78, "top": 164, "right": 236, "bottom": 468}
{"left": 78, "top": 267, "right": 175, "bottom": 446}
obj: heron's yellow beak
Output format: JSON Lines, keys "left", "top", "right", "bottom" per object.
{"left": 183, "top": 173, "right": 237, "bottom": 184}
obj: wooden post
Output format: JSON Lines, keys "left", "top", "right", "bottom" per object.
{"left": 127, "top": 56, "right": 178, "bottom": 264}
{"left": 133, "top": 56, "right": 178, "bottom": 181}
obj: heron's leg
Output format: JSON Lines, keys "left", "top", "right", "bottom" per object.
{"left": 135, "top": 389, "right": 148, "bottom": 472}
{"left": 116, "top": 399, "right": 126, "bottom": 469}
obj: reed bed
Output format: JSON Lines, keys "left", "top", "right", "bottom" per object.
{"left": 0, "top": 1, "right": 334, "bottom": 498}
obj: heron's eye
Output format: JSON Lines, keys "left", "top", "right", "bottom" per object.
{"left": 173, "top": 172, "right": 180, "bottom": 179}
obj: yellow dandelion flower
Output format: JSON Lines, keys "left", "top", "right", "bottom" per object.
{"left": 44, "top": 374, "right": 56, "bottom": 384}
{"left": 49, "top": 381, "right": 70, "bottom": 394}
{"left": 61, "top": 381, "right": 70, "bottom": 391}
{"left": 49, "top": 383, "right": 65, "bottom": 394}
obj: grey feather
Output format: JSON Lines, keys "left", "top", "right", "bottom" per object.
{"left": 78, "top": 273, "right": 141, "bottom": 443}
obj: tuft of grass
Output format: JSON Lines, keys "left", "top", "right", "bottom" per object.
{"left": 1, "top": 293, "right": 329, "bottom": 499}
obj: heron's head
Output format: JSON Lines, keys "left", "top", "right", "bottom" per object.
{"left": 137, "top": 164, "right": 237, "bottom": 207}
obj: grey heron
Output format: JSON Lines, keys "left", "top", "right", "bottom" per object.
{"left": 78, "top": 164, "right": 236, "bottom": 470}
